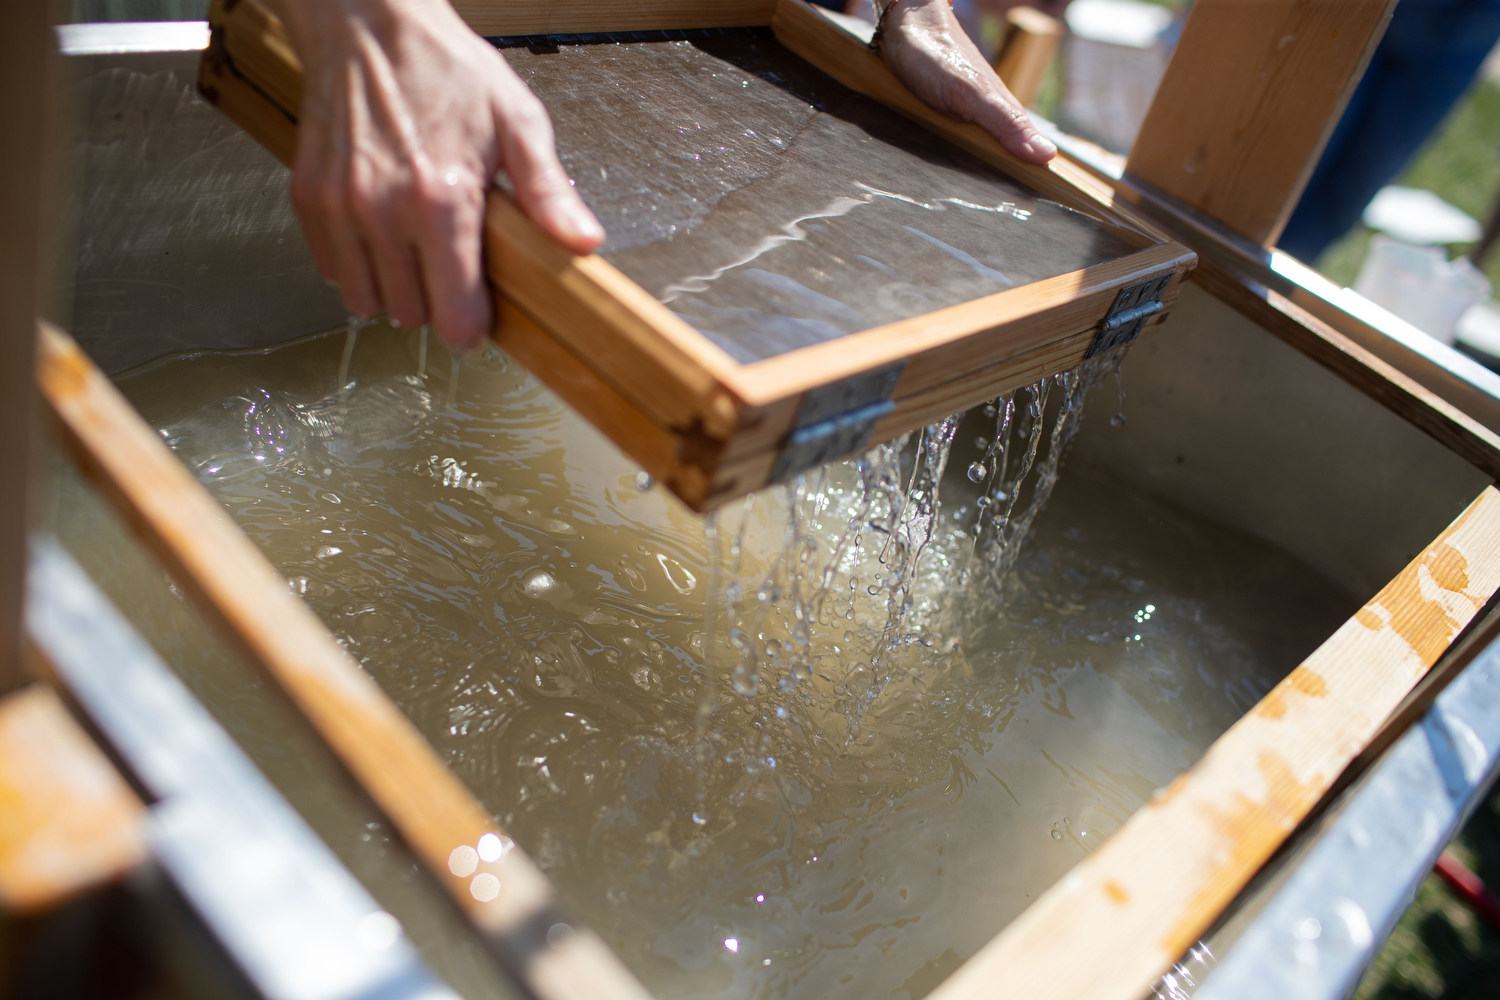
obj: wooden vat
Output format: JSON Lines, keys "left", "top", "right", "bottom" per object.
{"left": 24, "top": 2, "right": 1500, "bottom": 1000}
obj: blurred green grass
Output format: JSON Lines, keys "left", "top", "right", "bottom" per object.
{"left": 1355, "top": 802, "right": 1500, "bottom": 998}
{"left": 1341, "top": 73, "right": 1500, "bottom": 1000}
{"left": 1310, "top": 79, "right": 1500, "bottom": 292}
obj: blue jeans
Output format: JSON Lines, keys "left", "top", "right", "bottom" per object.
{"left": 1279, "top": 0, "right": 1500, "bottom": 262}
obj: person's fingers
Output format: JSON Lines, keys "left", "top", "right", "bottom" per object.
{"left": 411, "top": 169, "right": 490, "bottom": 350}
{"left": 497, "top": 94, "right": 605, "bottom": 254}
{"left": 288, "top": 128, "right": 344, "bottom": 291}
{"left": 324, "top": 198, "right": 384, "bottom": 319}
{"left": 972, "top": 94, "right": 1057, "bottom": 164}
{"left": 366, "top": 237, "right": 430, "bottom": 330}
{"left": 349, "top": 168, "right": 430, "bottom": 328}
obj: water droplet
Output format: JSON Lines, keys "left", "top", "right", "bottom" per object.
{"left": 634, "top": 471, "right": 654, "bottom": 491}
{"left": 1110, "top": 413, "right": 1127, "bottom": 428}
{"left": 764, "top": 638, "right": 782, "bottom": 658}
{"left": 1050, "top": 829, "right": 1063, "bottom": 840}
{"left": 732, "top": 667, "right": 760, "bottom": 697}
{"left": 967, "top": 462, "right": 987, "bottom": 483}
{"left": 843, "top": 630, "right": 854, "bottom": 643}
{"left": 692, "top": 812, "right": 707, "bottom": 825}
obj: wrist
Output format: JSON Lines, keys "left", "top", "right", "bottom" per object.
{"left": 258, "top": 0, "right": 458, "bottom": 62}
{"left": 872, "top": 0, "right": 955, "bottom": 49}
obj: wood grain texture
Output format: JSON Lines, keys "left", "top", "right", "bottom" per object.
{"left": 493, "top": 298, "right": 721, "bottom": 505}
{"left": 34, "top": 323, "right": 651, "bottom": 1000}
{"left": 486, "top": 196, "right": 744, "bottom": 437}
{"left": 451, "top": 0, "right": 778, "bottom": 36}
{"left": 0, "top": 0, "right": 49, "bottom": 695}
{"left": 734, "top": 242, "right": 1192, "bottom": 404}
{"left": 700, "top": 326, "right": 1104, "bottom": 507}
{"left": 934, "top": 486, "right": 1500, "bottom": 1000}
{"left": 198, "top": 26, "right": 298, "bottom": 165}
{"left": 215, "top": 0, "right": 303, "bottom": 115}
{"left": 993, "top": 6, "right": 1061, "bottom": 109}
{"left": 1126, "top": 0, "right": 1395, "bottom": 246}
{"left": 0, "top": 685, "right": 147, "bottom": 914}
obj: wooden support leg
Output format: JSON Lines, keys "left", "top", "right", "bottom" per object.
{"left": 1126, "top": 0, "right": 1396, "bottom": 247}
{"left": 0, "top": 0, "right": 52, "bottom": 695}
{"left": 992, "top": 6, "right": 1061, "bottom": 110}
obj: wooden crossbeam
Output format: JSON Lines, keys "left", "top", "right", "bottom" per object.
{"left": 1127, "top": 0, "right": 1397, "bottom": 246}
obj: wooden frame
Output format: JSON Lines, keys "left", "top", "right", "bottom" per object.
{"left": 198, "top": 0, "right": 1196, "bottom": 511}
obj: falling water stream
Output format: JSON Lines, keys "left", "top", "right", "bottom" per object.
{"left": 91, "top": 320, "right": 1356, "bottom": 1000}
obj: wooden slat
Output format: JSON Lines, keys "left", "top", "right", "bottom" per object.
{"left": 486, "top": 196, "right": 745, "bottom": 437}
{"left": 1126, "top": 0, "right": 1396, "bottom": 247}
{"left": 0, "top": 685, "right": 147, "bottom": 914}
{"left": 934, "top": 486, "right": 1500, "bottom": 1000}
{"left": 732, "top": 242, "right": 1192, "bottom": 405}
{"left": 701, "top": 326, "right": 1100, "bottom": 507}
{"left": 0, "top": 0, "right": 49, "bottom": 695}
{"left": 451, "top": 0, "right": 778, "bottom": 36}
{"left": 34, "top": 322, "right": 652, "bottom": 1000}
{"left": 215, "top": 0, "right": 303, "bottom": 115}
{"left": 197, "top": 24, "right": 298, "bottom": 165}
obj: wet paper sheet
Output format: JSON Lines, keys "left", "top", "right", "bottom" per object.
{"left": 502, "top": 30, "right": 1138, "bottom": 363}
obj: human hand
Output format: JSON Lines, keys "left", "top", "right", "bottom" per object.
{"left": 877, "top": 0, "right": 1058, "bottom": 164}
{"left": 263, "top": 0, "right": 605, "bottom": 351}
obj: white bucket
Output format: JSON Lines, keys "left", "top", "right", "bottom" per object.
{"left": 1352, "top": 234, "right": 1492, "bottom": 343}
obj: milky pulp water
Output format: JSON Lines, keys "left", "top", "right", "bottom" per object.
{"left": 111, "top": 322, "right": 1355, "bottom": 999}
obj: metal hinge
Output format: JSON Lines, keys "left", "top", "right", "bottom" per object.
{"left": 1087, "top": 271, "right": 1175, "bottom": 358}
{"left": 770, "top": 362, "right": 904, "bottom": 483}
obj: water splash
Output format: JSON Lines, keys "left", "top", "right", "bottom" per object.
{"left": 1148, "top": 941, "right": 1216, "bottom": 999}
{"left": 698, "top": 347, "right": 1125, "bottom": 753}
{"left": 446, "top": 353, "right": 463, "bottom": 408}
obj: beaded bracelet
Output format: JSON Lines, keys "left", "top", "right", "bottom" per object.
{"left": 870, "top": 0, "right": 956, "bottom": 50}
